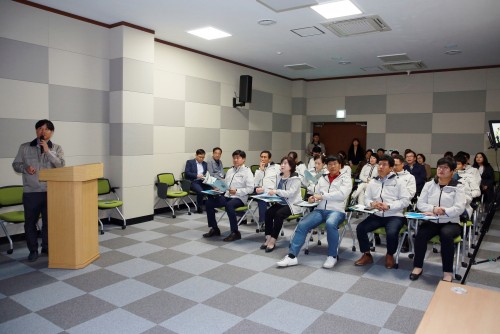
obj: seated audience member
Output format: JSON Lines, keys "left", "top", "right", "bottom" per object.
{"left": 351, "top": 154, "right": 379, "bottom": 205}
{"left": 254, "top": 150, "right": 279, "bottom": 226}
{"left": 307, "top": 146, "right": 323, "bottom": 170}
{"left": 353, "top": 149, "right": 373, "bottom": 179}
{"left": 390, "top": 150, "right": 399, "bottom": 157}
{"left": 185, "top": 149, "right": 211, "bottom": 213}
{"left": 288, "top": 151, "right": 307, "bottom": 181}
{"left": 454, "top": 153, "right": 480, "bottom": 218}
{"left": 410, "top": 158, "right": 466, "bottom": 282}
{"left": 393, "top": 155, "right": 416, "bottom": 198}
{"left": 306, "top": 155, "right": 327, "bottom": 194}
{"left": 347, "top": 138, "right": 365, "bottom": 166}
{"left": 443, "top": 151, "right": 454, "bottom": 159}
{"left": 336, "top": 151, "right": 351, "bottom": 176}
{"left": 305, "top": 132, "right": 326, "bottom": 160}
{"left": 416, "top": 153, "right": 432, "bottom": 180}
{"left": 203, "top": 150, "right": 254, "bottom": 241}
{"left": 261, "top": 156, "right": 302, "bottom": 252}
{"left": 355, "top": 155, "right": 411, "bottom": 269}
{"left": 456, "top": 151, "right": 481, "bottom": 190}
{"left": 376, "top": 148, "right": 385, "bottom": 159}
{"left": 404, "top": 150, "right": 427, "bottom": 195}
{"left": 206, "top": 147, "right": 224, "bottom": 180}
{"left": 472, "top": 152, "right": 495, "bottom": 205}
{"left": 277, "top": 155, "right": 352, "bottom": 269}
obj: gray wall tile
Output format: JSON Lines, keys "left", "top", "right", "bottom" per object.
{"left": 0, "top": 119, "right": 37, "bottom": 158}
{"left": 221, "top": 106, "right": 249, "bottom": 130}
{"left": 154, "top": 98, "right": 185, "bottom": 127}
{"left": 110, "top": 123, "right": 153, "bottom": 156}
{"left": 123, "top": 58, "right": 153, "bottom": 94}
{"left": 109, "top": 58, "right": 123, "bottom": 92}
{"left": 433, "top": 91, "right": 486, "bottom": 113}
{"left": 184, "top": 128, "right": 220, "bottom": 153}
{"left": 431, "top": 134, "right": 484, "bottom": 155}
{"left": 49, "top": 85, "right": 109, "bottom": 123}
{"left": 185, "top": 76, "right": 221, "bottom": 105}
{"left": 0, "top": 37, "right": 48, "bottom": 84}
{"left": 272, "top": 113, "right": 292, "bottom": 132}
{"left": 249, "top": 130, "right": 272, "bottom": 151}
{"left": 292, "top": 132, "right": 306, "bottom": 150}
{"left": 250, "top": 90, "right": 272, "bottom": 112}
{"left": 366, "top": 133, "right": 386, "bottom": 151}
{"left": 346, "top": 95, "right": 386, "bottom": 115}
{"left": 292, "top": 97, "right": 307, "bottom": 115}
{"left": 386, "top": 114, "right": 432, "bottom": 133}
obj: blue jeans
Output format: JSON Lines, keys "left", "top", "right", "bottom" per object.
{"left": 289, "top": 210, "right": 346, "bottom": 257}
{"left": 356, "top": 215, "right": 405, "bottom": 255}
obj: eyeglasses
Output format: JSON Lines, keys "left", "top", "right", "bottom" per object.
{"left": 437, "top": 165, "right": 450, "bottom": 170}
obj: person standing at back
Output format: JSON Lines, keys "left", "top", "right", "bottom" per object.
{"left": 305, "top": 133, "right": 326, "bottom": 160}
{"left": 12, "top": 119, "right": 65, "bottom": 262}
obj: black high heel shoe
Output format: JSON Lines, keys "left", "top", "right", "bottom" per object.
{"left": 260, "top": 243, "right": 267, "bottom": 250}
{"left": 409, "top": 270, "right": 423, "bottom": 281}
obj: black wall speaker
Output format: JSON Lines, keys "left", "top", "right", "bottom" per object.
{"left": 239, "top": 75, "right": 252, "bottom": 103}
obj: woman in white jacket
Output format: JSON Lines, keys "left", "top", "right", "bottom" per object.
{"left": 410, "top": 157, "right": 466, "bottom": 282}
{"left": 277, "top": 155, "right": 352, "bottom": 269}
{"left": 262, "top": 156, "right": 302, "bottom": 252}
{"left": 351, "top": 154, "right": 379, "bottom": 205}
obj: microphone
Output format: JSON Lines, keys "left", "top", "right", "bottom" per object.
{"left": 39, "top": 135, "right": 44, "bottom": 154}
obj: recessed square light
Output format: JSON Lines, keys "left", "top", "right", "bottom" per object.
{"left": 311, "top": 0, "right": 362, "bottom": 19}
{"left": 336, "top": 109, "right": 346, "bottom": 118}
{"left": 187, "top": 27, "right": 231, "bottom": 40}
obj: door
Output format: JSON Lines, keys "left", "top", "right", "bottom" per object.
{"left": 312, "top": 122, "right": 367, "bottom": 156}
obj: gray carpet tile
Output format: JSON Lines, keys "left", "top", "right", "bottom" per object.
{"left": 1, "top": 212, "right": 499, "bottom": 333}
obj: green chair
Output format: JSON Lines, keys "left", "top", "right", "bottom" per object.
{"left": 0, "top": 185, "right": 25, "bottom": 254}
{"left": 429, "top": 234, "right": 463, "bottom": 280}
{"left": 369, "top": 225, "right": 409, "bottom": 269}
{"left": 223, "top": 166, "right": 231, "bottom": 174}
{"left": 98, "top": 178, "right": 126, "bottom": 234}
{"left": 156, "top": 173, "right": 192, "bottom": 218}
{"left": 250, "top": 165, "right": 259, "bottom": 175}
{"left": 180, "top": 172, "right": 201, "bottom": 212}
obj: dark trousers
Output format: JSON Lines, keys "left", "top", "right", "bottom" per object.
{"left": 413, "top": 222, "right": 461, "bottom": 272}
{"left": 264, "top": 204, "right": 291, "bottom": 239}
{"left": 190, "top": 180, "right": 211, "bottom": 207}
{"left": 356, "top": 215, "right": 404, "bottom": 255}
{"left": 206, "top": 196, "right": 244, "bottom": 232}
{"left": 258, "top": 200, "right": 268, "bottom": 223}
{"left": 23, "top": 192, "right": 48, "bottom": 252}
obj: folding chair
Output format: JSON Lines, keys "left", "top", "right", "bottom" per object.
{"left": 0, "top": 185, "right": 24, "bottom": 254}
{"left": 98, "top": 178, "right": 126, "bottom": 234}
{"left": 429, "top": 233, "right": 463, "bottom": 280}
{"left": 250, "top": 165, "right": 259, "bottom": 175}
{"left": 216, "top": 200, "right": 258, "bottom": 226}
{"left": 156, "top": 173, "right": 192, "bottom": 218}
{"left": 180, "top": 172, "right": 201, "bottom": 212}
{"left": 369, "top": 224, "right": 409, "bottom": 269}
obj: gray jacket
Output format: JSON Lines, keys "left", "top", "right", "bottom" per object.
{"left": 12, "top": 138, "right": 65, "bottom": 193}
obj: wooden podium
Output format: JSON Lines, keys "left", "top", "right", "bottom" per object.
{"left": 39, "top": 163, "right": 103, "bottom": 269}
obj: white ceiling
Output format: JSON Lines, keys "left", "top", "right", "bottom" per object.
{"left": 30, "top": 0, "right": 500, "bottom": 80}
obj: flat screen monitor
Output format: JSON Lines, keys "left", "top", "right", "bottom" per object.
{"left": 488, "top": 120, "right": 500, "bottom": 148}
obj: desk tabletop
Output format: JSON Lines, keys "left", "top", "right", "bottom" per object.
{"left": 416, "top": 281, "right": 500, "bottom": 333}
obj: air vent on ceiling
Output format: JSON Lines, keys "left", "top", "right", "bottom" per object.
{"left": 377, "top": 53, "right": 410, "bottom": 63}
{"left": 382, "top": 61, "right": 426, "bottom": 71}
{"left": 321, "top": 15, "right": 391, "bottom": 37}
{"left": 284, "top": 63, "right": 316, "bottom": 70}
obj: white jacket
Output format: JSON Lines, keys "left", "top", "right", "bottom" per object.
{"left": 395, "top": 170, "right": 416, "bottom": 198}
{"left": 417, "top": 179, "right": 466, "bottom": 224}
{"left": 462, "top": 165, "right": 481, "bottom": 191}
{"left": 456, "top": 168, "right": 481, "bottom": 199}
{"left": 313, "top": 171, "right": 353, "bottom": 213}
{"left": 254, "top": 163, "right": 279, "bottom": 190}
{"left": 359, "top": 163, "right": 378, "bottom": 183}
{"left": 224, "top": 165, "right": 255, "bottom": 203}
{"left": 275, "top": 174, "right": 303, "bottom": 215}
{"left": 365, "top": 172, "right": 411, "bottom": 217}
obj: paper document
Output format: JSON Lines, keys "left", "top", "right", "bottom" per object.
{"left": 304, "top": 170, "right": 322, "bottom": 185}
{"left": 201, "top": 189, "right": 224, "bottom": 196}
{"left": 295, "top": 200, "right": 319, "bottom": 207}
{"left": 252, "top": 193, "right": 285, "bottom": 203}
{"left": 203, "top": 171, "right": 228, "bottom": 192}
{"left": 349, "top": 204, "right": 379, "bottom": 214}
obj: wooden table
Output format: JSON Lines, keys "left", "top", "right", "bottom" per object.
{"left": 416, "top": 281, "right": 500, "bottom": 333}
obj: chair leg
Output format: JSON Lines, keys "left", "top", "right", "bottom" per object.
{"left": 0, "top": 221, "right": 14, "bottom": 254}
{"left": 180, "top": 198, "right": 191, "bottom": 215}
{"left": 455, "top": 242, "right": 462, "bottom": 280}
{"left": 345, "top": 212, "right": 356, "bottom": 251}
{"left": 114, "top": 208, "right": 127, "bottom": 229}
{"left": 164, "top": 199, "right": 177, "bottom": 218}
{"left": 98, "top": 218, "right": 105, "bottom": 235}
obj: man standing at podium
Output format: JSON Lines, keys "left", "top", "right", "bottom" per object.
{"left": 12, "top": 119, "right": 65, "bottom": 262}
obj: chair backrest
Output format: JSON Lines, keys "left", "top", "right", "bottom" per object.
{"left": 0, "top": 185, "right": 23, "bottom": 207}
{"left": 157, "top": 173, "right": 176, "bottom": 186}
{"left": 301, "top": 187, "right": 307, "bottom": 200}
{"left": 223, "top": 167, "right": 231, "bottom": 174}
{"left": 250, "top": 165, "right": 259, "bottom": 175}
{"left": 98, "top": 178, "right": 111, "bottom": 195}
{"left": 181, "top": 172, "right": 186, "bottom": 179}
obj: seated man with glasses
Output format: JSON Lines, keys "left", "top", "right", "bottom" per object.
{"left": 354, "top": 155, "right": 411, "bottom": 269}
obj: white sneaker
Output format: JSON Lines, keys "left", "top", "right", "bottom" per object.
{"left": 277, "top": 255, "right": 298, "bottom": 267}
{"left": 323, "top": 256, "right": 337, "bottom": 269}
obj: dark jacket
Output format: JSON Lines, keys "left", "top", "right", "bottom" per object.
{"left": 185, "top": 159, "right": 208, "bottom": 181}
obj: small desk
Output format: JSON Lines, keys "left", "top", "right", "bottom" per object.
{"left": 416, "top": 281, "right": 500, "bottom": 333}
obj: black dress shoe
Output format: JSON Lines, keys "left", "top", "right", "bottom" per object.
{"left": 409, "top": 270, "right": 423, "bottom": 281}
{"left": 28, "top": 251, "right": 39, "bottom": 262}
{"left": 239, "top": 219, "right": 248, "bottom": 225}
{"left": 223, "top": 231, "right": 241, "bottom": 242}
{"left": 374, "top": 234, "right": 381, "bottom": 245}
{"left": 260, "top": 243, "right": 267, "bottom": 250}
{"left": 40, "top": 248, "right": 48, "bottom": 256}
{"left": 203, "top": 228, "right": 221, "bottom": 238}
{"left": 265, "top": 245, "right": 276, "bottom": 253}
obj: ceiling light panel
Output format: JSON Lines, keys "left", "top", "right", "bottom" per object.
{"left": 187, "top": 27, "right": 231, "bottom": 40}
{"left": 257, "top": 0, "right": 317, "bottom": 13}
{"left": 311, "top": 0, "right": 362, "bottom": 19}
{"left": 377, "top": 53, "right": 410, "bottom": 63}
